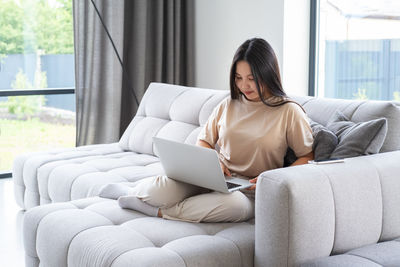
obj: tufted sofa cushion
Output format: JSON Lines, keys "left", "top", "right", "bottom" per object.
{"left": 118, "top": 83, "right": 229, "bottom": 155}
{"left": 24, "top": 196, "right": 255, "bottom": 267}
{"left": 255, "top": 150, "right": 400, "bottom": 266}
{"left": 13, "top": 83, "right": 229, "bottom": 210}
{"left": 13, "top": 143, "right": 126, "bottom": 210}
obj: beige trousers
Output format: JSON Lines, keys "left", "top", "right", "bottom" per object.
{"left": 129, "top": 175, "right": 255, "bottom": 223}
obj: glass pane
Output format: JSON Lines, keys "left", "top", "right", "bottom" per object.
{"left": 0, "top": 0, "right": 75, "bottom": 173}
{"left": 0, "top": 0, "right": 74, "bottom": 90}
{"left": 0, "top": 95, "right": 76, "bottom": 172}
{"left": 317, "top": 0, "right": 400, "bottom": 100}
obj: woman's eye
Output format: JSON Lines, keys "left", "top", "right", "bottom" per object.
{"left": 235, "top": 76, "right": 242, "bottom": 80}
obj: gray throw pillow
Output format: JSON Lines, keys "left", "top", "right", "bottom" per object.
{"left": 327, "top": 111, "right": 388, "bottom": 159}
{"left": 284, "top": 119, "right": 338, "bottom": 165}
{"left": 309, "top": 120, "right": 338, "bottom": 161}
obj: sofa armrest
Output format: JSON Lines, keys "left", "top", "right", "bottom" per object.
{"left": 254, "top": 151, "right": 400, "bottom": 267}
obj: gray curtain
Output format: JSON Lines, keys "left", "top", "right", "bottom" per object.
{"left": 73, "top": 0, "right": 195, "bottom": 146}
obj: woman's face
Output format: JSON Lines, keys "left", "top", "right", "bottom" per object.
{"left": 235, "top": 61, "right": 261, "bottom": 101}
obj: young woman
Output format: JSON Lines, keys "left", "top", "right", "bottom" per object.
{"left": 100, "top": 38, "right": 314, "bottom": 223}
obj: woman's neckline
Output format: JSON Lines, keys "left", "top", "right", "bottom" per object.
{"left": 240, "top": 95, "right": 284, "bottom": 106}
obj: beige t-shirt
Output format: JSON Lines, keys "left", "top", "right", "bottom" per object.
{"left": 198, "top": 96, "right": 313, "bottom": 178}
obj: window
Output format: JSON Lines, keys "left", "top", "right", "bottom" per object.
{"left": 0, "top": 0, "right": 75, "bottom": 176}
{"left": 312, "top": 0, "right": 400, "bottom": 101}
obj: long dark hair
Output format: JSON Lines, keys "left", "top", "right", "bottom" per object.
{"left": 230, "top": 38, "right": 299, "bottom": 108}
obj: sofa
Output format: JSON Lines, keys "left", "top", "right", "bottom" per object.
{"left": 18, "top": 82, "right": 400, "bottom": 266}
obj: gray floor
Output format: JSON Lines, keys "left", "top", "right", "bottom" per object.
{"left": 0, "top": 178, "right": 25, "bottom": 267}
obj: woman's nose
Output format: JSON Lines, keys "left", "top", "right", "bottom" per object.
{"left": 242, "top": 79, "right": 250, "bottom": 88}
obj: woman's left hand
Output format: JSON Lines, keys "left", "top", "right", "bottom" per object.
{"left": 248, "top": 176, "right": 258, "bottom": 190}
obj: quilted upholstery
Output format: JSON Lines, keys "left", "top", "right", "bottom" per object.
{"left": 24, "top": 197, "right": 254, "bottom": 267}
{"left": 13, "top": 143, "right": 125, "bottom": 210}
{"left": 255, "top": 150, "right": 400, "bottom": 266}
{"left": 18, "top": 83, "right": 400, "bottom": 267}
{"left": 13, "top": 83, "right": 229, "bottom": 210}
{"left": 118, "top": 83, "right": 228, "bottom": 154}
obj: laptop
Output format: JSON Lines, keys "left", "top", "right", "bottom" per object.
{"left": 153, "top": 137, "right": 253, "bottom": 193}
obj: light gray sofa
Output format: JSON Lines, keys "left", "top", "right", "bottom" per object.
{"left": 18, "top": 83, "right": 400, "bottom": 266}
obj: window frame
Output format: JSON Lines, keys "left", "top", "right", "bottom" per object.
{"left": 309, "top": 0, "right": 319, "bottom": 97}
{"left": 0, "top": 88, "right": 75, "bottom": 179}
{"left": 309, "top": 0, "right": 400, "bottom": 100}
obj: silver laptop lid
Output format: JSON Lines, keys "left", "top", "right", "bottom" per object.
{"left": 153, "top": 137, "right": 230, "bottom": 193}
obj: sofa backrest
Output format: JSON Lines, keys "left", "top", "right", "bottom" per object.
{"left": 292, "top": 96, "right": 400, "bottom": 153}
{"left": 119, "top": 83, "right": 229, "bottom": 155}
{"left": 119, "top": 83, "right": 400, "bottom": 155}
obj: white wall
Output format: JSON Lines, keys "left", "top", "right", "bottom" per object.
{"left": 194, "top": 0, "right": 310, "bottom": 96}
{"left": 282, "top": 0, "right": 310, "bottom": 96}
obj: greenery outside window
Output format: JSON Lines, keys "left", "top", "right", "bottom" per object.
{"left": 0, "top": 0, "right": 75, "bottom": 177}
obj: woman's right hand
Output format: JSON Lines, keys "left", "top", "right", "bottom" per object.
{"left": 248, "top": 176, "right": 258, "bottom": 190}
{"left": 220, "top": 161, "right": 231, "bottom": 177}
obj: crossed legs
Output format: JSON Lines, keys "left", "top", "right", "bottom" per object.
{"left": 99, "top": 175, "right": 254, "bottom": 223}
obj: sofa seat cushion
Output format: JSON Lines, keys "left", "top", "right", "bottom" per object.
{"left": 14, "top": 143, "right": 164, "bottom": 210}
{"left": 24, "top": 197, "right": 255, "bottom": 267}
{"left": 13, "top": 143, "right": 125, "bottom": 210}
{"left": 300, "top": 238, "right": 400, "bottom": 267}
{"left": 44, "top": 152, "right": 163, "bottom": 203}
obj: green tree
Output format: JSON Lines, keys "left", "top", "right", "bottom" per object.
{"left": 0, "top": 0, "right": 73, "bottom": 55}
{"left": 0, "top": 0, "right": 29, "bottom": 55}
{"left": 35, "top": 0, "right": 74, "bottom": 54}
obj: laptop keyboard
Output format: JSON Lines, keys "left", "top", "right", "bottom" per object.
{"left": 226, "top": 182, "right": 241, "bottom": 189}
